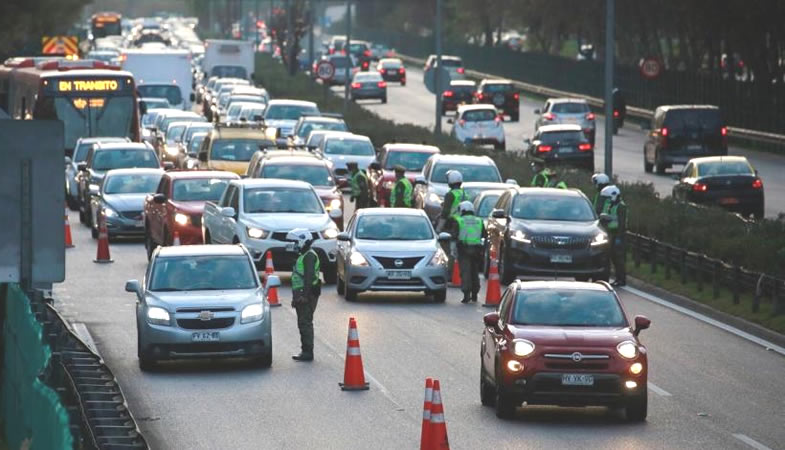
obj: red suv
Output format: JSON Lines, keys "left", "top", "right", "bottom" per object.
{"left": 368, "top": 143, "right": 440, "bottom": 207}
{"left": 480, "top": 280, "right": 651, "bottom": 421}
{"left": 143, "top": 170, "right": 239, "bottom": 259}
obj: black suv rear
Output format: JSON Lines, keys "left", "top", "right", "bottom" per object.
{"left": 346, "top": 40, "right": 372, "bottom": 71}
{"left": 475, "top": 80, "right": 520, "bottom": 121}
{"left": 441, "top": 80, "right": 476, "bottom": 115}
{"left": 485, "top": 188, "right": 609, "bottom": 283}
{"left": 643, "top": 105, "right": 727, "bottom": 174}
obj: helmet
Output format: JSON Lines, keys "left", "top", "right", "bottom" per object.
{"left": 591, "top": 173, "right": 610, "bottom": 189}
{"left": 600, "top": 185, "right": 621, "bottom": 202}
{"left": 286, "top": 228, "right": 314, "bottom": 251}
{"left": 458, "top": 200, "right": 475, "bottom": 214}
{"left": 394, "top": 164, "right": 406, "bottom": 174}
{"left": 447, "top": 170, "right": 463, "bottom": 185}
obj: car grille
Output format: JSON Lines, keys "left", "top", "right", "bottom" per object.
{"left": 531, "top": 235, "right": 591, "bottom": 250}
{"left": 177, "top": 317, "right": 235, "bottom": 330}
{"left": 270, "top": 231, "right": 320, "bottom": 241}
{"left": 371, "top": 256, "right": 423, "bottom": 269}
{"left": 374, "top": 277, "right": 425, "bottom": 286}
{"left": 190, "top": 214, "right": 202, "bottom": 228}
{"left": 176, "top": 307, "right": 234, "bottom": 313}
{"left": 120, "top": 210, "right": 143, "bottom": 220}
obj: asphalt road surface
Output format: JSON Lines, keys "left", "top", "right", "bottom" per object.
{"left": 53, "top": 204, "right": 785, "bottom": 449}
{"left": 338, "top": 67, "right": 785, "bottom": 218}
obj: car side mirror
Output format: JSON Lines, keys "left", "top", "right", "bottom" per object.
{"left": 77, "top": 162, "right": 88, "bottom": 171}
{"left": 163, "top": 161, "right": 175, "bottom": 171}
{"left": 124, "top": 280, "right": 141, "bottom": 299}
{"left": 491, "top": 209, "right": 506, "bottom": 219}
{"left": 64, "top": 156, "right": 72, "bottom": 165}
{"left": 329, "top": 208, "right": 343, "bottom": 219}
{"left": 483, "top": 311, "right": 500, "bottom": 328}
{"left": 139, "top": 101, "right": 148, "bottom": 115}
{"left": 633, "top": 315, "right": 651, "bottom": 336}
{"left": 336, "top": 232, "right": 350, "bottom": 241}
{"left": 438, "top": 232, "right": 452, "bottom": 242}
{"left": 198, "top": 151, "right": 208, "bottom": 162}
{"left": 505, "top": 178, "right": 518, "bottom": 186}
{"left": 414, "top": 175, "right": 426, "bottom": 185}
{"left": 446, "top": 118, "right": 454, "bottom": 124}
{"left": 221, "top": 206, "right": 236, "bottom": 218}
{"left": 599, "top": 213, "right": 612, "bottom": 225}
{"left": 533, "top": 109, "right": 540, "bottom": 114}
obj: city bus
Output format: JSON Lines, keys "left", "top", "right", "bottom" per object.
{"left": 91, "top": 12, "right": 123, "bottom": 39}
{"left": 2, "top": 58, "right": 141, "bottom": 156}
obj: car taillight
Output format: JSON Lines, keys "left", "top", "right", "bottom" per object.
{"left": 613, "top": 110, "right": 620, "bottom": 117}
{"left": 363, "top": 50, "right": 371, "bottom": 57}
{"left": 457, "top": 67, "right": 465, "bottom": 74}
{"left": 692, "top": 182, "right": 708, "bottom": 192}
{"left": 399, "top": 67, "right": 406, "bottom": 74}
{"left": 377, "top": 81, "right": 387, "bottom": 88}
{"left": 513, "top": 93, "right": 519, "bottom": 100}
{"left": 578, "top": 143, "right": 592, "bottom": 151}
{"left": 752, "top": 179, "right": 763, "bottom": 189}
{"left": 494, "top": 116, "right": 502, "bottom": 126}
{"left": 721, "top": 126, "right": 728, "bottom": 137}
{"left": 443, "top": 90, "right": 454, "bottom": 97}
{"left": 661, "top": 127, "right": 669, "bottom": 137}
{"left": 362, "top": 61, "right": 369, "bottom": 69}
{"left": 476, "top": 92, "right": 484, "bottom": 100}
{"left": 585, "top": 112, "right": 595, "bottom": 120}
{"left": 537, "top": 145, "right": 553, "bottom": 153}
{"left": 543, "top": 112, "right": 555, "bottom": 121}
{"left": 351, "top": 82, "right": 361, "bottom": 89}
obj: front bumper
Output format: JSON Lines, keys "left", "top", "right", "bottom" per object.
{"left": 105, "top": 215, "right": 145, "bottom": 236}
{"left": 345, "top": 260, "right": 448, "bottom": 293}
{"left": 506, "top": 239, "right": 608, "bottom": 277}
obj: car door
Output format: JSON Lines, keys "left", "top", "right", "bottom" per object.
{"left": 484, "top": 288, "right": 514, "bottom": 381}
{"left": 215, "top": 185, "right": 236, "bottom": 243}
{"left": 336, "top": 214, "right": 356, "bottom": 279}
{"left": 673, "top": 162, "right": 693, "bottom": 200}
{"left": 487, "top": 191, "right": 511, "bottom": 257}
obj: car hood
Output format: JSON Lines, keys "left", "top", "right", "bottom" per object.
{"left": 313, "top": 186, "right": 341, "bottom": 198}
{"left": 509, "top": 325, "right": 634, "bottom": 347}
{"left": 325, "top": 155, "right": 376, "bottom": 170}
{"left": 104, "top": 193, "right": 148, "bottom": 211}
{"left": 265, "top": 119, "right": 297, "bottom": 135}
{"left": 354, "top": 239, "right": 437, "bottom": 254}
{"left": 146, "top": 288, "right": 261, "bottom": 309}
{"left": 513, "top": 219, "right": 599, "bottom": 236}
{"left": 245, "top": 213, "right": 332, "bottom": 232}
{"left": 428, "top": 182, "right": 450, "bottom": 197}
{"left": 170, "top": 200, "right": 207, "bottom": 214}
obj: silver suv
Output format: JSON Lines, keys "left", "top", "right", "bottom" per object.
{"left": 534, "top": 98, "right": 597, "bottom": 146}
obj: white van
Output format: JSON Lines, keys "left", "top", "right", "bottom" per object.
{"left": 121, "top": 48, "right": 193, "bottom": 110}
{"left": 202, "top": 39, "right": 255, "bottom": 81}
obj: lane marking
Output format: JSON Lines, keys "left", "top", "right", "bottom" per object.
{"left": 732, "top": 434, "right": 772, "bottom": 450}
{"left": 621, "top": 286, "right": 785, "bottom": 358}
{"left": 647, "top": 382, "right": 672, "bottom": 397}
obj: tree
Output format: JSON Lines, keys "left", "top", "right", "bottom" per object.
{"left": 0, "top": 0, "right": 91, "bottom": 58}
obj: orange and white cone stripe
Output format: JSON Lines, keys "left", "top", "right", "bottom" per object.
{"left": 428, "top": 379, "right": 449, "bottom": 449}
{"left": 484, "top": 248, "right": 501, "bottom": 307}
{"left": 420, "top": 377, "right": 433, "bottom": 450}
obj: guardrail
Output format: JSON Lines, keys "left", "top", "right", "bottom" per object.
{"left": 626, "top": 232, "right": 785, "bottom": 315}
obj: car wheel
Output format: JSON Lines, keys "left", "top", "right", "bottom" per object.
{"left": 655, "top": 151, "right": 667, "bottom": 175}
{"left": 495, "top": 386, "right": 516, "bottom": 419}
{"left": 499, "top": 246, "right": 515, "bottom": 285}
{"left": 337, "top": 274, "right": 345, "bottom": 294}
{"left": 345, "top": 287, "right": 357, "bottom": 302}
{"left": 323, "top": 265, "right": 337, "bottom": 284}
{"left": 381, "top": 96, "right": 387, "bottom": 104}
{"left": 625, "top": 386, "right": 648, "bottom": 422}
{"left": 66, "top": 194, "right": 79, "bottom": 211}
{"left": 494, "top": 142, "right": 506, "bottom": 151}
{"left": 483, "top": 244, "right": 490, "bottom": 279}
{"left": 85, "top": 205, "right": 93, "bottom": 228}
{"left": 252, "top": 350, "right": 273, "bottom": 369}
{"left": 401, "top": 81, "right": 406, "bottom": 86}
{"left": 480, "top": 367, "right": 496, "bottom": 406}
{"left": 511, "top": 112, "right": 519, "bottom": 122}
{"left": 643, "top": 153, "right": 653, "bottom": 173}
{"left": 137, "top": 336, "right": 156, "bottom": 372}
{"left": 432, "top": 289, "right": 446, "bottom": 303}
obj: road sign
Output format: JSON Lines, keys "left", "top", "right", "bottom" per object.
{"left": 424, "top": 66, "right": 451, "bottom": 95}
{"left": 639, "top": 57, "right": 663, "bottom": 79}
{"left": 315, "top": 60, "right": 336, "bottom": 81}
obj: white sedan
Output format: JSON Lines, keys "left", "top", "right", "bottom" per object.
{"left": 449, "top": 104, "right": 506, "bottom": 151}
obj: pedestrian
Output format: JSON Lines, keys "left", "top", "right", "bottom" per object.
{"left": 612, "top": 87, "right": 626, "bottom": 133}
{"left": 452, "top": 201, "right": 486, "bottom": 303}
{"left": 546, "top": 169, "right": 567, "bottom": 189}
{"left": 591, "top": 173, "right": 611, "bottom": 213}
{"left": 600, "top": 185, "right": 627, "bottom": 287}
{"left": 347, "top": 161, "right": 370, "bottom": 210}
{"left": 389, "top": 165, "right": 413, "bottom": 208}
{"left": 438, "top": 170, "right": 467, "bottom": 230}
{"left": 530, "top": 160, "right": 550, "bottom": 187}
{"left": 287, "top": 228, "right": 322, "bottom": 362}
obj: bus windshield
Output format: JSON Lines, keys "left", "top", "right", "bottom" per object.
{"left": 52, "top": 96, "right": 135, "bottom": 151}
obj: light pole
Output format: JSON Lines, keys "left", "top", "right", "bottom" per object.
{"left": 434, "top": 0, "right": 443, "bottom": 135}
{"left": 603, "top": 0, "right": 615, "bottom": 177}
{"left": 344, "top": 0, "right": 352, "bottom": 111}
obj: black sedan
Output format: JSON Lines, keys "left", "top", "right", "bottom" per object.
{"left": 672, "top": 156, "right": 764, "bottom": 218}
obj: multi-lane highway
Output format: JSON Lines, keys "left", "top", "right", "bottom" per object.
{"left": 341, "top": 67, "right": 785, "bottom": 218}
{"left": 54, "top": 206, "right": 785, "bottom": 449}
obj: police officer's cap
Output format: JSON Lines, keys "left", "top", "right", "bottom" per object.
{"left": 394, "top": 165, "right": 406, "bottom": 174}
{"left": 346, "top": 161, "right": 359, "bottom": 168}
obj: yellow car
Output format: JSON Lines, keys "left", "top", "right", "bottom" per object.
{"left": 197, "top": 124, "right": 276, "bottom": 175}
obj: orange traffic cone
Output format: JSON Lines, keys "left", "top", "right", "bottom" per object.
{"left": 483, "top": 249, "right": 501, "bottom": 308}
{"left": 64, "top": 208, "right": 74, "bottom": 249}
{"left": 264, "top": 251, "right": 280, "bottom": 307}
{"left": 93, "top": 214, "right": 113, "bottom": 264}
{"left": 339, "top": 317, "right": 369, "bottom": 391}
{"left": 449, "top": 260, "right": 462, "bottom": 287}
{"left": 429, "top": 379, "right": 449, "bottom": 450}
{"left": 172, "top": 230, "right": 181, "bottom": 246}
{"left": 420, "top": 378, "right": 434, "bottom": 450}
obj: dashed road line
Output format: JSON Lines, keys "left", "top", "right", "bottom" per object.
{"left": 647, "top": 382, "right": 672, "bottom": 397}
{"left": 732, "top": 433, "right": 772, "bottom": 450}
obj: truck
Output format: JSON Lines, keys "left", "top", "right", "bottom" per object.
{"left": 202, "top": 39, "right": 255, "bottom": 82}
{"left": 121, "top": 48, "right": 193, "bottom": 110}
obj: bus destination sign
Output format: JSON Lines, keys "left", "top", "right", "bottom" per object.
{"left": 47, "top": 76, "right": 132, "bottom": 95}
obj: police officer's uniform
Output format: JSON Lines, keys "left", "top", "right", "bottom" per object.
{"left": 600, "top": 187, "right": 628, "bottom": 286}
{"left": 453, "top": 202, "right": 486, "bottom": 303}
{"left": 390, "top": 166, "right": 413, "bottom": 208}
{"left": 348, "top": 162, "right": 370, "bottom": 209}
{"left": 289, "top": 229, "right": 321, "bottom": 361}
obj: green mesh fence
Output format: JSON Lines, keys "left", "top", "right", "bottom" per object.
{"left": 1, "top": 283, "right": 74, "bottom": 450}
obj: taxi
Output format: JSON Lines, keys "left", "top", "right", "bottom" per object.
{"left": 197, "top": 123, "right": 276, "bottom": 175}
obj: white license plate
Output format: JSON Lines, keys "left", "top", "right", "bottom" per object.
{"left": 386, "top": 270, "right": 412, "bottom": 280}
{"left": 387, "top": 70, "right": 396, "bottom": 74}
{"left": 562, "top": 374, "right": 594, "bottom": 386}
{"left": 285, "top": 242, "right": 296, "bottom": 252}
{"left": 192, "top": 332, "right": 220, "bottom": 342}
{"left": 687, "top": 144, "right": 703, "bottom": 151}
{"left": 564, "top": 118, "right": 579, "bottom": 124}
{"left": 558, "top": 147, "right": 576, "bottom": 153}
{"left": 550, "top": 254, "right": 573, "bottom": 263}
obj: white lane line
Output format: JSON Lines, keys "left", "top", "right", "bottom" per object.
{"left": 621, "top": 286, "right": 785, "bottom": 358}
{"left": 732, "top": 433, "right": 772, "bottom": 450}
{"left": 647, "top": 382, "right": 672, "bottom": 397}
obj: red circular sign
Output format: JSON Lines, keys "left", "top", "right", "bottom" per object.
{"left": 639, "top": 58, "right": 663, "bottom": 79}
{"left": 315, "top": 60, "right": 336, "bottom": 81}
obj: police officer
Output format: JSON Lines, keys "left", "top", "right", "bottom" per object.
{"left": 530, "top": 160, "right": 550, "bottom": 187}
{"left": 600, "top": 185, "right": 627, "bottom": 287}
{"left": 287, "top": 228, "right": 321, "bottom": 361}
{"left": 347, "top": 161, "right": 370, "bottom": 209}
{"left": 591, "top": 173, "right": 611, "bottom": 213}
{"left": 438, "top": 170, "right": 467, "bottom": 230}
{"left": 389, "top": 165, "right": 413, "bottom": 208}
{"left": 452, "top": 201, "right": 486, "bottom": 303}
{"left": 546, "top": 169, "right": 567, "bottom": 189}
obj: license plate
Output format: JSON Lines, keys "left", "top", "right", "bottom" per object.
{"left": 562, "top": 374, "right": 594, "bottom": 386}
{"left": 134, "top": 220, "right": 144, "bottom": 228}
{"left": 550, "top": 254, "right": 573, "bottom": 263}
{"left": 564, "top": 118, "right": 579, "bottom": 124}
{"left": 386, "top": 270, "right": 412, "bottom": 280}
{"left": 558, "top": 146, "right": 576, "bottom": 153}
{"left": 192, "top": 332, "right": 220, "bottom": 342}
{"left": 285, "top": 242, "right": 296, "bottom": 252}
{"left": 719, "top": 197, "right": 739, "bottom": 205}
{"left": 387, "top": 70, "right": 396, "bottom": 74}
{"left": 687, "top": 144, "right": 703, "bottom": 151}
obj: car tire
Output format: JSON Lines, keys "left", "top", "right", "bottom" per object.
{"left": 499, "top": 246, "right": 515, "bottom": 285}
{"left": 66, "top": 193, "right": 79, "bottom": 211}
{"left": 253, "top": 350, "right": 273, "bottom": 369}
{"left": 323, "top": 265, "right": 337, "bottom": 285}
{"left": 480, "top": 368, "right": 496, "bottom": 406}
{"left": 643, "top": 153, "right": 653, "bottom": 173}
{"left": 494, "top": 142, "right": 506, "bottom": 151}
{"left": 137, "top": 336, "right": 156, "bottom": 372}
{"left": 655, "top": 151, "right": 667, "bottom": 175}
{"left": 625, "top": 387, "right": 648, "bottom": 422}
{"left": 337, "top": 274, "right": 345, "bottom": 294}
{"left": 345, "top": 287, "right": 357, "bottom": 302}
{"left": 381, "top": 96, "right": 387, "bottom": 104}
{"left": 432, "top": 289, "right": 446, "bottom": 303}
{"left": 483, "top": 244, "right": 490, "bottom": 279}
{"left": 511, "top": 112, "right": 519, "bottom": 122}
{"left": 401, "top": 81, "right": 406, "bottom": 86}
{"left": 495, "top": 386, "right": 516, "bottom": 419}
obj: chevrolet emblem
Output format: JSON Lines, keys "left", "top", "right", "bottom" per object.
{"left": 198, "top": 310, "right": 214, "bottom": 321}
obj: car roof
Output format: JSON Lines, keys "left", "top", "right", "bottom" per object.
{"left": 355, "top": 207, "right": 429, "bottom": 218}
{"left": 94, "top": 142, "right": 153, "bottom": 151}
{"left": 104, "top": 167, "right": 164, "bottom": 177}
{"left": 450, "top": 80, "right": 476, "bottom": 86}
{"left": 538, "top": 124, "right": 584, "bottom": 132}
{"left": 429, "top": 154, "right": 495, "bottom": 165}
{"left": 77, "top": 137, "right": 128, "bottom": 144}
{"left": 164, "top": 170, "right": 239, "bottom": 180}
{"left": 513, "top": 280, "right": 611, "bottom": 292}
{"left": 267, "top": 99, "right": 318, "bottom": 108}
{"left": 310, "top": 130, "right": 354, "bottom": 138}
{"left": 690, "top": 156, "right": 750, "bottom": 165}
{"left": 657, "top": 104, "right": 719, "bottom": 111}
{"left": 264, "top": 156, "right": 327, "bottom": 166}
{"left": 233, "top": 178, "right": 314, "bottom": 189}
{"left": 512, "top": 187, "right": 585, "bottom": 198}
{"left": 383, "top": 143, "right": 440, "bottom": 153}
{"left": 156, "top": 244, "right": 247, "bottom": 258}
{"left": 549, "top": 98, "right": 589, "bottom": 104}
{"left": 457, "top": 104, "right": 498, "bottom": 113}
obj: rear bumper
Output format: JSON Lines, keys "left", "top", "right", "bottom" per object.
{"left": 539, "top": 152, "right": 594, "bottom": 166}
{"left": 351, "top": 89, "right": 386, "bottom": 99}
{"left": 660, "top": 147, "right": 727, "bottom": 165}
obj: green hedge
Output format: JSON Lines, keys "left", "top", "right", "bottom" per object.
{"left": 254, "top": 54, "right": 785, "bottom": 276}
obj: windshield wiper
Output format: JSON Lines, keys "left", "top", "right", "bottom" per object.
{"left": 151, "top": 287, "right": 182, "bottom": 292}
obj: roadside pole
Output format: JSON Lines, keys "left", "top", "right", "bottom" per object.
{"left": 307, "top": 2, "right": 314, "bottom": 68}
{"left": 604, "top": 0, "right": 615, "bottom": 177}
{"left": 344, "top": 0, "right": 352, "bottom": 111}
{"left": 434, "top": 0, "right": 443, "bottom": 135}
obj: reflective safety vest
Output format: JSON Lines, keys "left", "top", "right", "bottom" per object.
{"left": 351, "top": 170, "right": 369, "bottom": 197}
{"left": 549, "top": 180, "right": 567, "bottom": 189}
{"left": 390, "top": 177, "right": 413, "bottom": 207}
{"left": 448, "top": 188, "right": 467, "bottom": 217}
{"left": 602, "top": 201, "right": 625, "bottom": 232}
{"left": 531, "top": 170, "right": 549, "bottom": 187}
{"left": 291, "top": 249, "right": 320, "bottom": 291}
{"left": 456, "top": 215, "right": 483, "bottom": 245}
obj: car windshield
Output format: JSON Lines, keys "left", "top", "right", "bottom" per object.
{"left": 385, "top": 151, "right": 434, "bottom": 171}
{"left": 103, "top": 173, "right": 161, "bottom": 194}
{"left": 355, "top": 215, "right": 433, "bottom": 240}
{"left": 183, "top": 125, "right": 212, "bottom": 142}
{"left": 265, "top": 104, "right": 320, "bottom": 120}
{"left": 188, "top": 135, "right": 206, "bottom": 154}
{"left": 137, "top": 84, "right": 183, "bottom": 106}
{"left": 92, "top": 149, "right": 159, "bottom": 170}
{"left": 210, "top": 66, "right": 248, "bottom": 79}
{"left": 511, "top": 289, "right": 626, "bottom": 327}
{"left": 173, "top": 177, "right": 232, "bottom": 201}
{"left": 297, "top": 121, "right": 347, "bottom": 138}
{"left": 511, "top": 195, "right": 596, "bottom": 221}
{"left": 477, "top": 194, "right": 501, "bottom": 217}
{"left": 664, "top": 109, "right": 722, "bottom": 131}
{"left": 261, "top": 164, "right": 334, "bottom": 187}
{"left": 462, "top": 110, "right": 497, "bottom": 122}
{"left": 241, "top": 107, "right": 266, "bottom": 120}
{"left": 539, "top": 131, "right": 584, "bottom": 144}
{"left": 324, "top": 139, "right": 375, "bottom": 156}
{"left": 211, "top": 139, "right": 266, "bottom": 161}
{"left": 431, "top": 163, "right": 501, "bottom": 183}
{"left": 450, "top": 84, "right": 475, "bottom": 94}
{"left": 166, "top": 124, "right": 188, "bottom": 143}
{"left": 697, "top": 160, "right": 753, "bottom": 177}
{"left": 149, "top": 255, "right": 257, "bottom": 291}
{"left": 483, "top": 84, "right": 512, "bottom": 93}
{"left": 243, "top": 187, "right": 323, "bottom": 213}
{"left": 552, "top": 102, "right": 590, "bottom": 114}
{"left": 226, "top": 104, "right": 244, "bottom": 119}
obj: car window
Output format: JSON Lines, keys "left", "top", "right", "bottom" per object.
{"left": 261, "top": 164, "right": 335, "bottom": 187}
{"left": 166, "top": 124, "right": 188, "bottom": 143}
{"left": 243, "top": 187, "right": 323, "bottom": 213}
{"left": 462, "top": 110, "right": 497, "bottom": 122}
{"left": 297, "top": 121, "right": 347, "bottom": 138}
{"left": 137, "top": 84, "right": 182, "bottom": 106}
{"left": 450, "top": 84, "right": 475, "bottom": 94}
{"left": 149, "top": 255, "right": 257, "bottom": 291}
{"left": 697, "top": 160, "right": 753, "bottom": 177}
{"left": 184, "top": 125, "right": 212, "bottom": 142}
{"left": 664, "top": 109, "right": 722, "bottom": 131}
{"left": 173, "top": 178, "right": 232, "bottom": 201}
{"left": 496, "top": 191, "right": 511, "bottom": 212}
{"left": 355, "top": 215, "right": 433, "bottom": 240}
{"left": 103, "top": 173, "right": 161, "bottom": 194}
{"left": 220, "top": 185, "right": 235, "bottom": 207}
{"left": 324, "top": 139, "right": 375, "bottom": 156}
{"left": 511, "top": 289, "right": 626, "bottom": 327}
{"left": 265, "top": 104, "right": 320, "bottom": 120}
{"left": 92, "top": 149, "right": 159, "bottom": 170}
{"left": 384, "top": 151, "right": 434, "bottom": 171}
{"left": 477, "top": 194, "right": 501, "bottom": 217}
{"left": 431, "top": 163, "right": 501, "bottom": 183}
{"left": 211, "top": 139, "right": 266, "bottom": 161}
{"left": 229, "top": 187, "right": 239, "bottom": 211}
{"left": 539, "top": 131, "right": 584, "bottom": 144}
{"left": 483, "top": 84, "right": 512, "bottom": 93}
{"left": 551, "top": 102, "right": 589, "bottom": 114}
{"left": 188, "top": 135, "right": 207, "bottom": 154}
{"left": 511, "top": 194, "right": 596, "bottom": 221}
{"left": 498, "top": 289, "right": 514, "bottom": 326}
{"left": 74, "top": 143, "right": 92, "bottom": 162}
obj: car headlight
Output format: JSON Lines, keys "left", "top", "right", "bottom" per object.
{"left": 174, "top": 213, "right": 190, "bottom": 226}
{"left": 325, "top": 198, "right": 342, "bottom": 210}
{"left": 165, "top": 145, "right": 180, "bottom": 156}
{"left": 103, "top": 205, "right": 119, "bottom": 218}
{"left": 241, "top": 303, "right": 265, "bottom": 323}
{"left": 427, "top": 192, "right": 443, "bottom": 204}
{"left": 617, "top": 341, "right": 638, "bottom": 359}
{"left": 591, "top": 232, "right": 609, "bottom": 246}
{"left": 512, "top": 339, "right": 535, "bottom": 357}
{"left": 247, "top": 226, "right": 269, "bottom": 239}
{"left": 349, "top": 250, "right": 368, "bottom": 266}
{"left": 511, "top": 230, "right": 531, "bottom": 243}
{"left": 428, "top": 248, "right": 448, "bottom": 266}
{"left": 146, "top": 306, "right": 170, "bottom": 326}
{"left": 321, "top": 225, "right": 339, "bottom": 239}
{"left": 383, "top": 180, "right": 395, "bottom": 190}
